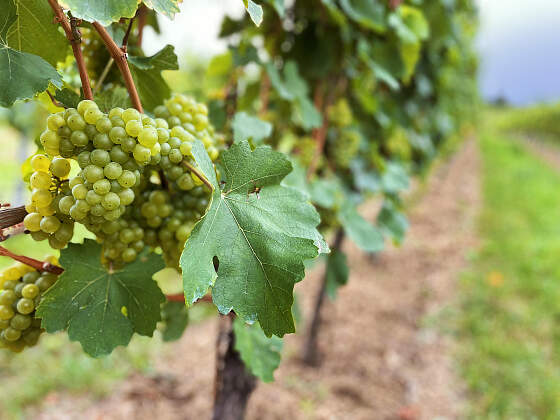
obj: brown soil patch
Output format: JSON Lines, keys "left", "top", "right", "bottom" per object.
{"left": 31, "top": 140, "right": 481, "bottom": 420}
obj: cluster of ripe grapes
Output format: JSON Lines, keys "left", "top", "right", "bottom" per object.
{"left": 25, "top": 94, "right": 223, "bottom": 268}
{"left": 0, "top": 260, "right": 59, "bottom": 352}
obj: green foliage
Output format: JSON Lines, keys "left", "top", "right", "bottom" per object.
{"left": 232, "top": 112, "right": 273, "bottom": 144}
{"left": 160, "top": 301, "right": 189, "bottom": 342}
{"left": 377, "top": 200, "right": 408, "bottom": 244}
{"left": 339, "top": 202, "right": 384, "bottom": 253}
{"left": 243, "top": 0, "right": 264, "bottom": 26}
{"left": 233, "top": 317, "right": 283, "bottom": 382}
{"left": 63, "top": 0, "right": 138, "bottom": 25}
{"left": 325, "top": 249, "right": 348, "bottom": 299}
{"left": 181, "top": 140, "right": 325, "bottom": 337}
{"left": 0, "top": 46, "right": 62, "bottom": 106}
{"left": 37, "top": 240, "right": 165, "bottom": 357}
{"left": 5, "top": 0, "right": 68, "bottom": 67}
{"left": 95, "top": 86, "right": 132, "bottom": 112}
{"left": 453, "top": 131, "right": 560, "bottom": 418}
{"left": 129, "top": 45, "right": 179, "bottom": 112}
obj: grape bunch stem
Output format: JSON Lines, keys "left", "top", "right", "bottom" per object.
{"left": 47, "top": 0, "right": 93, "bottom": 100}
{"left": 0, "top": 246, "right": 63, "bottom": 275}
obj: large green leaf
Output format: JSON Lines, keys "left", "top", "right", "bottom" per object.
{"left": 0, "top": 45, "right": 62, "bottom": 106}
{"left": 63, "top": 0, "right": 138, "bottom": 25}
{"left": 142, "top": 0, "right": 180, "bottom": 19}
{"left": 381, "top": 161, "right": 410, "bottom": 194}
{"left": 377, "top": 200, "right": 408, "bottom": 244}
{"left": 242, "top": 0, "right": 263, "bottom": 26}
{"left": 180, "top": 140, "right": 326, "bottom": 337}
{"left": 232, "top": 112, "right": 273, "bottom": 145}
{"left": 339, "top": 202, "right": 384, "bottom": 253}
{"left": 37, "top": 240, "right": 165, "bottom": 357}
{"left": 0, "top": 0, "right": 17, "bottom": 41}
{"left": 266, "top": 61, "right": 322, "bottom": 130}
{"left": 129, "top": 45, "right": 178, "bottom": 112}
{"left": 339, "top": 0, "right": 386, "bottom": 32}
{"left": 160, "top": 301, "right": 189, "bottom": 342}
{"left": 325, "top": 249, "right": 349, "bottom": 299}
{"left": 233, "top": 317, "right": 283, "bottom": 382}
{"left": 6, "top": 0, "right": 68, "bottom": 66}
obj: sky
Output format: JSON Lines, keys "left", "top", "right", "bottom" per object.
{"left": 145, "top": 0, "right": 560, "bottom": 106}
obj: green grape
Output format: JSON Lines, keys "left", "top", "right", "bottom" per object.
{"left": 16, "top": 299, "right": 33, "bottom": 315}
{"left": 21, "top": 284, "right": 39, "bottom": 299}
{"left": 3, "top": 328, "right": 21, "bottom": 342}
{"left": 0, "top": 290, "right": 16, "bottom": 305}
{"left": 0, "top": 305, "right": 14, "bottom": 320}
{"left": 138, "top": 127, "right": 158, "bottom": 148}
{"left": 75, "top": 199, "right": 91, "bottom": 213}
{"left": 169, "top": 149, "right": 183, "bottom": 164}
{"left": 109, "top": 107, "right": 123, "bottom": 119}
{"left": 84, "top": 107, "right": 103, "bottom": 124}
{"left": 93, "top": 133, "right": 112, "bottom": 150}
{"left": 22, "top": 272, "right": 40, "bottom": 284}
{"left": 58, "top": 195, "right": 75, "bottom": 214}
{"left": 32, "top": 189, "right": 53, "bottom": 207}
{"left": 77, "top": 100, "right": 97, "bottom": 115}
{"left": 72, "top": 184, "right": 88, "bottom": 200}
{"left": 104, "top": 162, "right": 123, "bottom": 180}
{"left": 109, "top": 127, "right": 127, "bottom": 144}
{"left": 11, "top": 314, "right": 31, "bottom": 331}
{"left": 30, "top": 171, "right": 52, "bottom": 190}
{"left": 121, "top": 137, "right": 136, "bottom": 153}
{"left": 126, "top": 120, "right": 143, "bottom": 137}
{"left": 31, "top": 155, "right": 51, "bottom": 172}
{"left": 90, "top": 149, "right": 111, "bottom": 167}
{"left": 133, "top": 144, "right": 151, "bottom": 164}
{"left": 118, "top": 188, "right": 135, "bottom": 205}
{"left": 85, "top": 190, "right": 102, "bottom": 205}
{"left": 83, "top": 165, "right": 104, "bottom": 183}
{"left": 101, "top": 192, "right": 120, "bottom": 210}
{"left": 50, "top": 158, "right": 71, "bottom": 178}
{"left": 96, "top": 117, "right": 112, "bottom": 133}
{"left": 93, "top": 179, "right": 111, "bottom": 195}
{"left": 40, "top": 216, "right": 61, "bottom": 234}
{"left": 122, "top": 108, "right": 140, "bottom": 123}
{"left": 23, "top": 212, "right": 42, "bottom": 232}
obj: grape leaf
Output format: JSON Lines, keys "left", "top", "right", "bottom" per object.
{"left": 6, "top": 0, "right": 68, "bottom": 67}
{"left": 95, "top": 86, "right": 132, "bottom": 113}
{"left": 339, "top": 0, "right": 386, "bottom": 32}
{"left": 0, "top": 46, "right": 62, "bottom": 107}
{"left": 266, "top": 61, "right": 322, "bottom": 130}
{"left": 377, "top": 200, "right": 408, "bottom": 244}
{"left": 381, "top": 161, "right": 409, "bottom": 194}
{"left": 160, "top": 301, "right": 189, "bottom": 342}
{"left": 37, "top": 240, "right": 165, "bottom": 357}
{"left": 54, "top": 87, "right": 81, "bottom": 109}
{"left": 0, "top": 0, "right": 17, "bottom": 42}
{"left": 339, "top": 202, "right": 384, "bottom": 253}
{"left": 142, "top": 0, "right": 180, "bottom": 19}
{"left": 262, "top": 0, "right": 285, "bottom": 17}
{"left": 242, "top": 0, "right": 263, "bottom": 26}
{"left": 63, "top": 0, "right": 138, "bottom": 25}
{"left": 325, "top": 249, "right": 349, "bottom": 299}
{"left": 232, "top": 112, "right": 273, "bottom": 145}
{"left": 129, "top": 45, "right": 179, "bottom": 112}
{"left": 180, "top": 140, "right": 326, "bottom": 337}
{"left": 233, "top": 317, "right": 283, "bottom": 382}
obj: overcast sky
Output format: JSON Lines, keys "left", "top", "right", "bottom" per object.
{"left": 145, "top": 0, "right": 560, "bottom": 106}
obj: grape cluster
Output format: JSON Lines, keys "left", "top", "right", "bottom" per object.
{"left": 328, "top": 129, "right": 361, "bottom": 169}
{"left": 23, "top": 154, "right": 74, "bottom": 250}
{"left": 0, "top": 260, "right": 59, "bottom": 352}
{"left": 27, "top": 94, "right": 222, "bottom": 268}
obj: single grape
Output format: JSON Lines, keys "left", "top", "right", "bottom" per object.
{"left": 101, "top": 192, "right": 120, "bottom": 210}
{"left": 30, "top": 155, "right": 51, "bottom": 172}
{"left": 40, "top": 216, "right": 61, "bottom": 234}
{"left": 21, "top": 284, "right": 39, "bottom": 299}
{"left": 104, "top": 162, "right": 123, "bottom": 180}
{"left": 72, "top": 184, "right": 88, "bottom": 200}
{"left": 50, "top": 158, "right": 71, "bottom": 178}
{"left": 122, "top": 108, "right": 140, "bottom": 123}
{"left": 90, "top": 149, "right": 111, "bottom": 167}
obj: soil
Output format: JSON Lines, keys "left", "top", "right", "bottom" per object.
{"left": 32, "top": 140, "right": 481, "bottom": 420}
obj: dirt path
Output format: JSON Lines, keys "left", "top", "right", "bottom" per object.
{"left": 33, "top": 140, "right": 481, "bottom": 420}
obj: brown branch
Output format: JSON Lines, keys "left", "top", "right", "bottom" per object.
{"left": 306, "top": 77, "right": 347, "bottom": 179}
{"left": 47, "top": 0, "right": 93, "bottom": 100}
{"left": 0, "top": 224, "right": 27, "bottom": 243}
{"left": 0, "top": 246, "right": 64, "bottom": 275}
{"left": 259, "top": 72, "right": 271, "bottom": 117}
{"left": 158, "top": 169, "right": 170, "bottom": 191}
{"left": 136, "top": 5, "right": 148, "bottom": 47}
{"left": 183, "top": 161, "right": 214, "bottom": 191}
{"left": 0, "top": 206, "right": 27, "bottom": 230}
{"left": 92, "top": 22, "right": 143, "bottom": 113}
{"left": 166, "top": 293, "right": 213, "bottom": 304}
{"left": 121, "top": 13, "right": 136, "bottom": 54}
